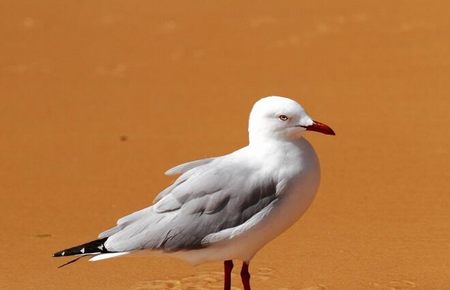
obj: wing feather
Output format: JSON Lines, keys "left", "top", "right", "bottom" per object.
{"left": 164, "top": 157, "right": 215, "bottom": 176}
{"left": 102, "top": 157, "right": 281, "bottom": 252}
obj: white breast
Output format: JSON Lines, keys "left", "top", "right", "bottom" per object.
{"left": 172, "top": 138, "right": 321, "bottom": 265}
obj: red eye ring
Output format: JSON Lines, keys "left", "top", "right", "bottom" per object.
{"left": 279, "top": 115, "right": 289, "bottom": 121}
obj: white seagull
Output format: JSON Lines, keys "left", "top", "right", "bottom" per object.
{"left": 54, "top": 96, "right": 335, "bottom": 290}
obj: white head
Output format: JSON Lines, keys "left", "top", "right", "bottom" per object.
{"left": 248, "top": 96, "right": 335, "bottom": 144}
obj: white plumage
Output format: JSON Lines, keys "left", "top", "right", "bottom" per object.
{"left": 54, "top": 96, "right": 335, "bottom": 289}
{"left": 92, "top": 96, "right": 327, "bottom": 263}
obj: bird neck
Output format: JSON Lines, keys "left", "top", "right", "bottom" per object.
{"left": 248, "top": 134, "right": 305, "bottom": 153}
{"left": 249, "top": 130, "right": 281, "bottom": 145}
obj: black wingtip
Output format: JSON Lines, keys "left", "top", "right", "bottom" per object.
{"left": 53, "top": 237, "right": 108, "bottom": 258}
{"left": 53, "top": 251, "right": 64, "bottom": 257}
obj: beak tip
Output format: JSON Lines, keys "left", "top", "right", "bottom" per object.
{"left": 307, "top": 120, "right": 336, "bottom": 136}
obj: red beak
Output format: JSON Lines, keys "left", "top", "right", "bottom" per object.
{"left": 303, "top": 120, "right": 335, "bottom": 135}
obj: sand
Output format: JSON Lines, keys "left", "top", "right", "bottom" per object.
{"left": 1, "top": 1, "right": 449, "bottom": 289}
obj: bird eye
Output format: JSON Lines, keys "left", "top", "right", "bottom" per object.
{"left": 279, "top": 115, "right": 289, "bottom": 121}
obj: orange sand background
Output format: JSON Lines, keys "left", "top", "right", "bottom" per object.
{"left": 1, "top": 1, "right": 449, "bottom": 289}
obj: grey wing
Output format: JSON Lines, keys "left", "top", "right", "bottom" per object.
{"left": 98, "top": 157, "right": 215, "bottom": 239}
{"left": 164, "top": 157, "right": 216, "bottom": 176}
{"left": 103, "top": 163, "right": 281, "bottom": 252}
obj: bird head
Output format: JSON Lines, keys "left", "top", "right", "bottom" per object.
{"left": 248, "top": 96, "right": 335, "bottom": 143}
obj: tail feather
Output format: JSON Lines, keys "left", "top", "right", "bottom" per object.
{"left": 53, "top": 237, "right": 109, "bottom": 257}
{"left": 89, "top": 252, "right": 130, "bottom": 262}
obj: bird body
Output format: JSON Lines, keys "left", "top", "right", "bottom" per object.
{"left": 54, "top": 96, "right": 334, "bottom": 289}
{"left": 168, "top": 137, "right": 320, "bottom": 264}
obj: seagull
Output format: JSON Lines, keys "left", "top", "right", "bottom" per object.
{"left": 53, "top": 96, "right": 335, "bottom": 290}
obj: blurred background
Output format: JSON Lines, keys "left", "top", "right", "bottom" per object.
{"left": 1, "top": 1, "right": 449, "bottom": 289}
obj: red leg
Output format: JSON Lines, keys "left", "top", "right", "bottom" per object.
{"left": 224, "top": 260, "right": 233, "bottom": 290}
{"left": 240, "top": 261, "right": 251, "bottom": 290}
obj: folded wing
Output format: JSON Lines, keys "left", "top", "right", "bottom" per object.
{"left": 101, "top": 158, "right": 281, "bottom": 253}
